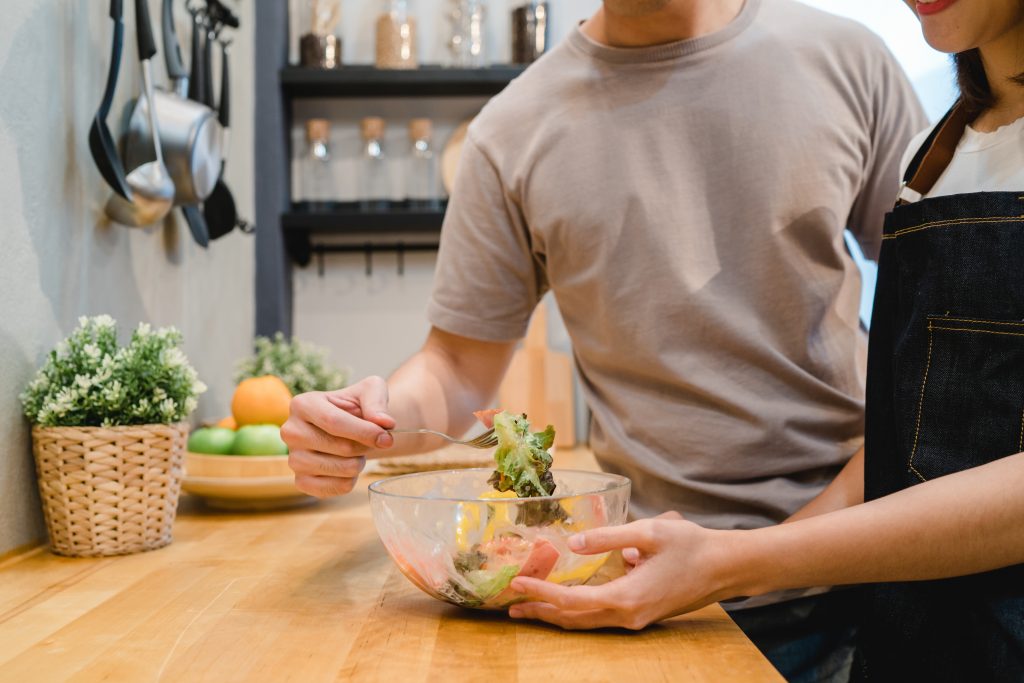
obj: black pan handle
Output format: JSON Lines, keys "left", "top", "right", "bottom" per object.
{"left": 135, "top": 0, "right": 157, "bottom": 61}
{"left": 99, "top": 0, "right": 125, "bottom": 117}
{"left": 162, "top": 0, "right": 187, "bottom": 80}
{"left": 219, "top": 41, "right": 229, "bottom": 128}
{"left": 187, "top": 11, "right": 205, "bottom": 102}
{"left": 202, "top": 24, "right": 214, "bottom": 108}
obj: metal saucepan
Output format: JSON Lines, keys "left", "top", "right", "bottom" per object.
{"left": 122, "top": 0, "right": 223, "bottom": 207}
{"left": 104, "top": 0, "right": 175, "bottom": 226}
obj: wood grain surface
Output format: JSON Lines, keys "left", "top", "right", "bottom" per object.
{"left": 0, "top": 448, "right": 782, "bottom": 682}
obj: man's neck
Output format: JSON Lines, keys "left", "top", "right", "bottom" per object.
{"left": 974, "top": 20, "right": 1024, "bottom": 132}
{"left": 581, "top": 0, "right": 745, "bottom": 49}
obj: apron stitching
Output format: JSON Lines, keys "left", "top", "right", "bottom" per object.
{"left": 931, "top": 326, "right": 1024, "bottom": 338}
{"left": 881, "top": 215, "right": 1024, "bottom": 240}
{"left": 908, "top": 322, "right": 934, "bottom": 483}
{"left": 1019, "top": 409, "right": 1024, "bottom": 454}
{"left": 926, "top": 316, "right": 1024, "bottom": 328}
{"left": 895, "top": 215, "right": 1024, "bottom": 234}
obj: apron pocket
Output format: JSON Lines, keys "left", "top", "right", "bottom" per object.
{"left": 908, "top": 316, "right": 1024, "bottom": 482}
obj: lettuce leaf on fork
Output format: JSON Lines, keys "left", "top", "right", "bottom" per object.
{"left": 487, "top": 411, "right": 556, "bottom": 497}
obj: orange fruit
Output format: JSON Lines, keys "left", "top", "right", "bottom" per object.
{"left": 231, "top": 375, "right": 293, "bottom": 427}
{"left": 216, "top": 415, "right": 238, "bottom": 430}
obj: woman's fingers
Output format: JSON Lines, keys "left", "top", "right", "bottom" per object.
{"left": 569, "top": 519, "right": 665, "bottom": 555}
{"left": 510, "top": 576, "right": 634, "bottom": 612}
{"left": 508, "top": 602, "right": 638, "bottom": 630}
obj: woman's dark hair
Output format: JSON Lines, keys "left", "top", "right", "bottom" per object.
{"left": 955, "top": 49, "right": 1024, "bottom": 115}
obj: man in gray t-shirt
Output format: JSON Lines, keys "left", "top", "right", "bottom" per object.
{"left": 283, "top": 0, "right": 925, "bottom": 678}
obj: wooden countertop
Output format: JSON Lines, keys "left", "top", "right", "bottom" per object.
{"left": 0, "top": 448, "right": 782, "bottom": 682}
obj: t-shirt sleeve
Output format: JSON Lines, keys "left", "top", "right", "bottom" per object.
{"left": 426, "top": 132, "right": 547, "bottom": 342}
{"left": 846, "top": 42, "right": 929, "bottom": 260}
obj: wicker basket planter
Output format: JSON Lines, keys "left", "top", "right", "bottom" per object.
{"left": 31, "top": 422, "right": 188, "bottom": 557}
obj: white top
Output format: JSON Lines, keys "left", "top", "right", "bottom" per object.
{"left": 900, "top": 114, "right": 1024, "bottom": 199}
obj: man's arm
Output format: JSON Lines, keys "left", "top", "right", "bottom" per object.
{"left": 283, "top": 327, "right": 516, "bottom": 497}
{"left": 373, "top": 327, "right": 518, "bottom": 455}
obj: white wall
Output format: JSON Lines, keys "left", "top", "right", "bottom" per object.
{"left": 0, "top": 0, "right": 256, "bottom": 554}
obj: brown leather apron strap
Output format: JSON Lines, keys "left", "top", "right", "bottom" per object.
{"left": 897, "top": 100, "right": 974, "bottom": 205}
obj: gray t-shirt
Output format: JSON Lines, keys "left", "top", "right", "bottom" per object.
{"left": 429, "top": 0, "right": 925, "bottom": 531}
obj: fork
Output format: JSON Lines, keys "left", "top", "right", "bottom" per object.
{"left": 388, "top": 427, "right": 498, "bottom": 449}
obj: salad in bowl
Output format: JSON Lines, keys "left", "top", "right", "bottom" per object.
{"left": 369, "top": 411, "right": 631, "bottom": 609}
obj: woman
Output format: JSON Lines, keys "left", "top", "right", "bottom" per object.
{"left": 508, "top": 0, "right": 1024, "bottom": 678}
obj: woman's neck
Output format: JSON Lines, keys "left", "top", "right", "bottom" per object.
{"left": 974, "top": 23, "right": 1024, "bottom": 132}
{"left": 581, "top": 0, "right": 744, "bottom": 49}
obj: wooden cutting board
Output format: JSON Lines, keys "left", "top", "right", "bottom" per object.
{"left": 498, "top": 305, "right": 576, "bottom": 447}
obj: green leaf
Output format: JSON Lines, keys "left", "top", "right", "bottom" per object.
{"left": 465, "top": 564, "right": 520, "bottom": 601}
{"left": 489, "top": 411, "right": 557, "bottom": 498}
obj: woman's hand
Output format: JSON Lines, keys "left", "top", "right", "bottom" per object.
{"left": 508, "top": 512, "right": 739, "bottom": 630}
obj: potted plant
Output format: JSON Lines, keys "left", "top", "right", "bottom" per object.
{"left": 234, "top": 332, "right": 348, "bottom": 396}
{"left": 20, "top": 316, "right": 206, "bottom": 557}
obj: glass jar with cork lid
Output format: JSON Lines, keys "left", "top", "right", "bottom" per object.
{"left": 360, "top": 117, "right": 390, "bottom": 211}
{"left": 375, "top": 0, "right": 418, "bottom": 70}
{"left": 407, "top": 118, "right": 440, "bottom": 210}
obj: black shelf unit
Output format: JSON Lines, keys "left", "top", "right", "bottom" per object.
{"left": 281, "top": 64, "right": 526, "bottom": 98}
{"left": 255, "top": 1, "right": 523, "bottom": 334}
{"left": 282, "top": 202, "right": 447, "bottom": 266}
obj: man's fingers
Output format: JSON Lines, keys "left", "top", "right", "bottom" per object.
{"left": 351, "top": 377, "right": 395, "bottom": 428}
{"left": 293, "top": 474, "right": 358, "bottom": 498}
{"left": 281, "top": 418, "right": 368, "bottom": 458}
{"left": 288, "top": 450, "right": 366, "bottom": 479}
{"left": 656, "top": 510, "right": 684, "bottom": 521}
{"left": 301, "top": 394, "right": 389, "bottom": 448}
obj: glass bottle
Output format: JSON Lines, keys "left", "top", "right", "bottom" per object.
{"left": 447, "top": 0, "right": 486, "bottom": 67}
{"left": 301, "top": 118, "right": 337, "bottom": 211}
{"left": 407, "top": 119, "right": 439, "bottom": 210}
{"left": 360, "top": 117, "right": 390, "bottom": 212}
{"left": 375, "top": 0, "right": 418, "bottom": 69}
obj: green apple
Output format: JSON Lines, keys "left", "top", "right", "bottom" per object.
{"left": 232, "top": 424, "right": 289, "bottom": 456}
{"left": 187, "top": 427, "right": 237, "bottom": 455}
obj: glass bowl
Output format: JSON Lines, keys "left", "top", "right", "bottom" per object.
{"left": 368, "top": 469, "right": 630, "bottom": 609}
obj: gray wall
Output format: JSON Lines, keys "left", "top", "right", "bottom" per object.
{"left": 0, "top": 1, "right": 255, "bottom": 554}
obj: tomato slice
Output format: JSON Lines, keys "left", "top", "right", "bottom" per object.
{"left": 472, "top": 409, "right": 503, "bottom": 429}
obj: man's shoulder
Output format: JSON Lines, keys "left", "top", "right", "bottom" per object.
{"left": 753, "top": 0, "right": 907, "bottom": 104}
{"left": 760, "top": 0, "right": 883, "bottom": 44}
{"left": 466, "top": 40, "right": 586, "bottom": 156}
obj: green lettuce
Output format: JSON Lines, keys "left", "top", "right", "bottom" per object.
{"left": 487, "top": 411, "right": 556, "bottom": 497}
{"left": 465, "top": 565, "right": 520, "bottom": 601}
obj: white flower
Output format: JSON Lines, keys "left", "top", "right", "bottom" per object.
{"left": 162, "top": 347, "right": 186, "bottom": 369}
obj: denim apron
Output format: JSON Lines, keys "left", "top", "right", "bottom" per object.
{"left": 860, "top": 101, "right": 1024, "bottom": 680}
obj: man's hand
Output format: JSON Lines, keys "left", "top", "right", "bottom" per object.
{"left": 507, "top": 512, "right": 737, "bottom": 630}
{"left": 282, "top": 376, "right": 396, "bottom": 497}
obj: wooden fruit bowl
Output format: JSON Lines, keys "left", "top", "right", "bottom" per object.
{"left": 182, "top": 452, "right": 315, "bottom": 511}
